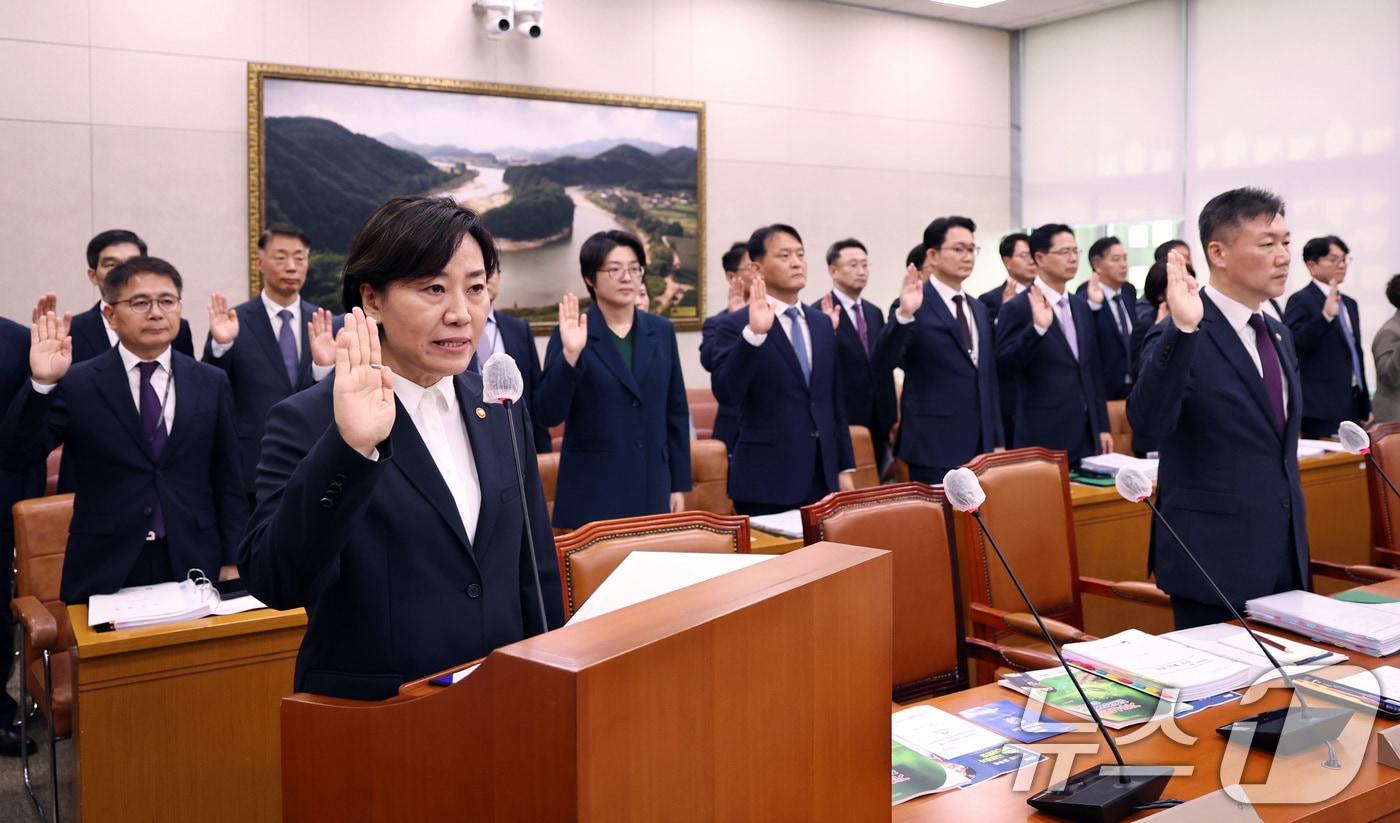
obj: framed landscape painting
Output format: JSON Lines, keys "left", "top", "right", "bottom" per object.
{"left": 247, "top": 64, "right": 706, "bottom": 331}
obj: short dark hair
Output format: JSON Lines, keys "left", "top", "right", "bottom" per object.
{"left": 341, "top": 196, "right": 498, "bottom": 311}
{"left": 1197, "top": 187, "right": 1285, "bottom": 249}
{"left": 1153, "top": 239, "right": 1189, "bottom": 262}
{"left": 101, "top": 256, "right": 183, "bottom": 303}
{"left": 1088, "top": 236, "right": 1121, "bottom": 264}
{"left": 1029, "top": 223, "right": 1074, "bottom": 257}
{"left": 1143, "top": 259, "right": 1197, "bottom": 307}
{"left": 747, "top": 224, "right": 802, "bottom": 262}
{"left": 922, "top": 216, "right": 977, "bottom": 251}
{"left": 720, "top": 241, "right": 748, "bottom": 274}
{"left": 1302, "top": 235, "right": 1349, "bottom": 264}
{"left": 1387, "top": 275, "right": 1400, "bottom": 310}
{"left": 825, "top": 238, "right": 867, "bottom": 267}
{"left": 906, "top": 244, "right": 927, "bottom": 268}
{"left": 86, "top": 229, "right": 147, "bottom": 270}
{"left": 579, "top": 229, "right": 647, "bottom": 300}
{"left": 998, "top": 232, "right": 1030, "bottom": 259}
{"left": 259, "top": 222, "right": 311, "bottom": 250}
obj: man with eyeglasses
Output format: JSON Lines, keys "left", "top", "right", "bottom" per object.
{"left": 980, "top": 232, "right": 1036, "bottom": 444}
{"left": 204, "top": 224, "right": 337, "bottom": 503}
{"left": 996, "top": 223, "right": 1112, "bottom": 466}
{"left": 700, "top": 241, "right": 759, "bottom": 451}
{"left": 71, "top": 229, "right": 194, "bottom": 363}
{"left": 1077, "top": 236, "right": 1138, "bottom": 401}
{"left": 1, "top": 257, "right": 247, "bottom": 602}
{"left": 877, "top": 216, "right": 1003, "bottom": 483}
{"left": 1283, "top": 234, "right": 1372, "bottom": 437}
{"left": 815, "top": 238, "right": 896, "bottom": 470}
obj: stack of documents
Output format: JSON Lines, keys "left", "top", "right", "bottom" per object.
{"left": 1246, "top": 590, "right": 1400, "bottom": 656}
{"left": 1297, "top": 438, "right": 1348, "bottom": 458}
{"left": 87, "top": 579, "right": 266, "bottom": 630}
{"left": 1162, "top": 623, "right": 1347, "bottom": 684}
{"left": 1061, "top": 628, "right": 1252, "bottom": 701}
{"left": 1077, "top": 453, "right": 1159, "bottom": 482}
{"left": 748, "top": 509, "right": 803, "bottom": 538}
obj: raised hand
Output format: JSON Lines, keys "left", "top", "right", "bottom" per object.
{"left": 1086, "top": 272, "right": 1105, "bottom": 306}
{"left": 820, "top": 292, "right": 841, "bottom": 330}
{"left": 207, "top": 292, "right": 240, "bottom": 344}
{"left": 897, "top": 263, "right": 924, "bottom": 318}
{"left": 558, "top": 293, "right": 589, "bottom": 366}
{"left": 1001, "top": 278, "right": 1018, "bottom": 305}
{"left": 1324, "top": 277, "right": 1342, "bottom": 320}
{"left": 746, "top": 277, "right": 775, "bottom": 335}
{"left": 1028, "top": 284, "right": 1054, "bottom": 331}
{"left": 31, "top": 293, "right": 56, "bottom": 324}
{"left": 726, "top": 275, "right": 745, "bottom": 313}
{"left": 30, "top": 302, "right": 73, "bottom": 385}
{"left": 332, "top": 308, "right": 395, "bottom": 458}
{"left": 1164, "top": 249, "right": 1203, "bottom": 331}
{"left": 307, "top": 307, "right": 336, "bottom": 367}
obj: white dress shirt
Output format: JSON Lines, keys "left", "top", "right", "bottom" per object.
{"left": 34, "top": 344, "right": 177, "bottom": 431}
{"left": 741, "top": 295, "right": 812, "bottom": 356}
{"left": 209, "top": 291, "right": 331, "bottom": 381}
{"left": 830, "top": 288, "right": 866, "bottom": 332}
{"left": 478, "top": 309, "right": 502, "bottom": 362}
{"left": 101, "top": 311, "right": 119, "bottom": 347}
{"left": 1204, "top": 286, "right": 1290, "bottom": 416}
{"left": 391, "top": 374, "right": 482, "bottom": 543}
{"left": 929, "top": 276, "right": 979, "bottom": 364}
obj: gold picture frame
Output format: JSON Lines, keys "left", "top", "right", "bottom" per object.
{"left": 247, "top": 62, "right": 707, "bottom": 332}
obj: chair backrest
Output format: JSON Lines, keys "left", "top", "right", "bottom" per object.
{"left": 960, "top": 448, "right": 1083, "bottom": 631}
{"left": 685, "top": 438, "right": 733, "bottom": 515}
{"left": 554, "top": 511, "right": 751, "bottom": 617}
{"left": 1367, "top": 422, "right": 1400, "bottom": 553}
{"left": 848, "top": 426, "right": 879, "bottom": 489}
{"left": 801, "top": 483, "right": 967, "bottom": 701}
{"left": 536, "top": 452, "right": 559, "bottom": 521}
{"left": 12, "top": 494, "right": 75, "bottom": 662}
{"left": 686, "top": 387, "right": 718, "bottom": 440}
{"left": 1106, "top": 400, "right": 1133, "bottom": 456}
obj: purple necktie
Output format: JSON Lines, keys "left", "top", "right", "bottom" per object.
{"left": 851, "top": 299, "right": 869, "bottom": 356}
{"left": 137, "top": 361, "right": 167, "bottom": 537}
{"left": 952, "top": 295, "right": 973, "bottom": 355}
{"left": 1247, "top": 313, "right": 1286, "bottom": 434}
{"left": 277, "top": 309, "right": 299, "bottom": 388}
{"left": 1057, "top": 296, "right": 1079, "bottom": 360}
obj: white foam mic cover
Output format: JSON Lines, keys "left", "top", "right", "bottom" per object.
{"left": 942, "top": 467, "right": 986, "bottom": 513}
{"left": 481, "top": 351, "right": 524, "bottom": 404}
{"left": 1114, "top": 467, "right": 1154, "bottom": 503}
{"left": 1339, "top": 420, "right": 1371, "bottom": 455}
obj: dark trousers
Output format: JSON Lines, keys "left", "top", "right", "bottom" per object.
{"left": 1171, "top": 530, "right": 1304, "bottom": 631}
{"left": 123, "top": 538, "right": 176, "bottom": 589}
{"left": 905, "top": 463, "right": 956, "bottom": 486}
{"left": 734, "top": 449, "right": 831, "bottom": 516}
{"left": 0, "top": 537, "right": 16, "bottom": 726}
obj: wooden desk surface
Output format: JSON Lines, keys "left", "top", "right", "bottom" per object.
{"left": 69, "top": 603, "right": 306, "bottom": 656}
{"left": 895, "top": 579, "right": 1400, "bottom": 821}
{"left": 750, "top": 528, "right": 803, "bottom": 554}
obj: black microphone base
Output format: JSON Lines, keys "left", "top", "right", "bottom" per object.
{"left": 1026, "top": 764, "right": 1174, "bottom": 823}
{"left": 1215, "top": 705, "right": 1351, "bottom": 755}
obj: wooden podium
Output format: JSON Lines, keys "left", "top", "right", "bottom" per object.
{"left": 281, "top": 542, "right": 892, "bottom": 822}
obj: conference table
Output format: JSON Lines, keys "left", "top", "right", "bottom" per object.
{"left": 894, "top": 576, "right": 1400, "bottom": 821}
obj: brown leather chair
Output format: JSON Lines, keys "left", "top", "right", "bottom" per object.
{"left": 801, "top": 483, "right": 1056, "bottom": 702}
{"left": 11, "top": 494, "right": 75, "bottom": 819}
{"left": 847, "top": 426, "right": 879, "bottom": 489}
{"left": 684, "top": 439, "right": 733, "bottom": 515}
{"left": 1365, "top": 422, "right": 1400, "bottom": 567}
{"left": 554, "top": 511, "right": 750, "bottom": 618}
{"left": 549, "top": 422, "right": 565, "bottom": 453}
{"left": 536, "top": 452, "right": 559, "bottom": 521}
{"left": 686, "top": 387, "right": 718, "bottom": 441}
{"left": 1106, "top": 400, "right": 1133, "bottom": 456}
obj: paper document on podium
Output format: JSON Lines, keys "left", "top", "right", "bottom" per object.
{"left": 87, "top": 578, "right": 266, "bottom": 630}
{"left": 565, "top": 551, "right": 776, "bottom": 625}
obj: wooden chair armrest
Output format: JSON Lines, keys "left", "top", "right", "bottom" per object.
{"left": 1309, "top": 559, "right": 1400, "bottom": 584}
{"left": 965, "top": 637, "right": 1061, "bottom": 673}
{"left": 11, "top": 595, "right": 58, "bottom": 652}
{"left": 970, "top": 602, "right": 1094, "bottom": 643}
{"left": 1079, "top": 575, "right": 1172, "bottom": 608}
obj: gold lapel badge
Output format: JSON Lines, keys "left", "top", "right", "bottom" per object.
{"left": 475, "top": 407, "right": 487, "bottom": 419}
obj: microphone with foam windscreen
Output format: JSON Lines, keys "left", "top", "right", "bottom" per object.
{"left": 1339, "top": 420, "right": 1400, "bottom": 501}
{"left": 1114, "top": 467, "right": 1348, "bottom": 758}
{"left": 944, "top": 468, "right": 1176, "bottom": 822}
{"left": 482, "top": 351, "right": 549, "bottom": 631}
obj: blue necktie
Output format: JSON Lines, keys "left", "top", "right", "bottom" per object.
{"left": 277, "top": 309, "right": 299, "bottom": 388}
{"left": 784, "top": 306, "right": 811, "bottom": 386}
{"left": 1337, "top": 303, "right": 1364, "bottom": 388}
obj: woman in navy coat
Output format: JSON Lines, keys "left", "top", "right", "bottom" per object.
{"left": 538, "top": 230, "right": 691, "bottom": 529}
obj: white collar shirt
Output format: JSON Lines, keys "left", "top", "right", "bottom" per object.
{"left": 391, "top": 374, "right": 482, "bottom": 543}
{"left": 929, "top": 276, "right": 978, "bottom": 364}
{"left": 117, "top": 343, "right": 176, "bottom": 432}
{"left": 1206, "top": 286, "right": 1290, "bottom": 415}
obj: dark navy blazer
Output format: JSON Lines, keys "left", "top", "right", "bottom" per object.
{"left": 711, "top": 304, "right": 854, "bottom": 507}
{"left": 0, "top": 318, "right": 43, "bottom": 545}
{"left": 878, "top": 282, "right": 1002, "bottom": 471}
{"left": 699, "top": 309, "right": 739, "bottom": 450}
{"left": 815, "top": 293, "right": 896, "bottom": 464}
{"left": 1283, "top": 280, "right": 1371, "bottom": 426}
{"left": 1076, "top": 281, "right": 1139, "bottom": 401}
{"left": 537, "top": 306, "right": 691, "bottom": 529}
{"left": 0, "top": 347, "right": 247, "bottom": 602}
{"left": 995, "top": 286, "right": 1109, "bottom": 465}
{"left": 1129, "top": 292, "right": 1309, "bottom": 606}
{"left": 238, "top": 372, "right": 563, "bottom": 701}
{"left": 202, "top": 297, "right": 322, "bottom": 497}
{"left": 979, "top": 280, "right": 1021, "bottom": 437}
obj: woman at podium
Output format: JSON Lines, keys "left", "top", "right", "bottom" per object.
{"left": 238, "top": 196, "right": 564, "bottom": 700}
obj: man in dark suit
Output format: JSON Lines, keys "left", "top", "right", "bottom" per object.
{"left": 204, "top": 224, "right": 335, "bottom": 502}
{"left": 1, "top": 258, "right": 247, "bottom": 603}
{"left": 1077, "top": 236, "right": 1138, "bottom": 400}
{"left": 878, "top": 216, "right": 1003, "bottom": 482}
{"left": 699, "top": 242, "right": 755, "bottom": 451}
{"left": 814, "top": 237, "right": 895, "bottom": 469}
{"left": 979, "top": 232, "right": 1036, "bottom": 445}
{"left": 1131, "top": 187, "right": 1308, "bottom": 629}
{"left": 0, "top": 317, "right": 40, "bottom": 755}
{"left": 996, "top": 223, "right": 1112, "bottom": 466}
{"left": 1284, "top": 234, "right": 1372, "bottom": 438}
{"left": 71, "top": 230, "right": 194, "bottom": 362}
{"left": 712, "top": 224, "right": 855, "bottom": 514}
{"left": 476, "top": 264, "right": 551, "bottom": 452}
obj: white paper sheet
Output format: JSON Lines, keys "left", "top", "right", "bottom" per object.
{"left": 566, "top": 551, "right": 775, "bottom": 625}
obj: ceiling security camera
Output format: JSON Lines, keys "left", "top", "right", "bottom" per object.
{"left": 473, "top": 1, "right": 513, "bottom": 34}
{"left": 515, "top": 0, "right": 543, "bottom": 38}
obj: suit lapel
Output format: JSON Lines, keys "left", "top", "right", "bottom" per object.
{"left": 74, "top": 304, "right": 112, "bottom": 359}
{"left": 1271, "top": 314, "right": 1303, "bottom": 430}
{"left": 1201, "top": 295, "right": 1281, "bottom": 439}
{"left": 457, "top": 374, "right": 500, "bottom": 565}
{"left": 587, "top": 304, "right": 642, "bottom": 400}
{"left": 297, "top": 299, "right": 317, "bottom": 387}
{"left": 802, "top": 304, "right": 830, "bottom": 391}
{"left": 246, "top": 301, "right": 295, "bottom": 393}
{"left": 920, "top": 282, "right": 974, "bottom": 367}
{"left": 92, "top": 349, "right": 155, "bottom": 463}
{"left": 387, "top": 394, "right": 477, "bottom": 565}
{"left": 765, "top": 307, "right": 808, "bottom": 387}
{"left": 632, "top": 316, "right": 657, "bottom": 386}
{"left": 160, "top": 354, "right": 199, "bottom": 464}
